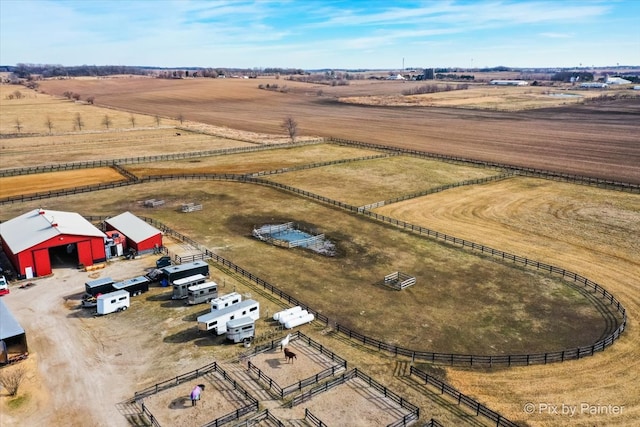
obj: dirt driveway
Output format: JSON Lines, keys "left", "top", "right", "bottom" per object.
{"left": 0, "top": 257, "right": 157, "bottom": 427}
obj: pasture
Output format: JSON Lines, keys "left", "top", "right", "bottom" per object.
{"left": 0, "top": 76, "right": 638, "bottom": 427}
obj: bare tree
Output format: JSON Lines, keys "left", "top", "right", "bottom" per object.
{"left": 154, "top": 115, "right": 161, "bottom": 127}
{"left": 177, "top": 113, "right": 184, "bottom": 124}
{"left": 63, "top": 91, "right": 73, "bottom": 99}
{"left": 129, "top": 114, "right": 136, "bottom": 128}
{"left": 86, "top": 96, "right": 95, "bottom": 104}
{"left": 14, "top": 118, "right": 23, "bottom": 133}
{"left": 12, "top": 90, "right": 23, "bottom": 99}
{"left": 74, "top": 113, "right": 84, "bottom": 131}
{"left": 0, "top": 366, "right": 27, "bottom": 396}
{"left": 71, "top": 93, "right": 81, "bottom": 101}
{"left": 102, "top": 114, "right": 112, "bottom": 129}
{"left": 282, "top": 116, "right": 298, "bottom": 142}
{"left": 45, "top": 116, "right": 54, "bottom": 133}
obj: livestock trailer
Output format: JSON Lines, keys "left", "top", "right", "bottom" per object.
{"left": 226, "top": 316, "right": 255, "bottom": 343}
{"left": 197, "top": 299, "right": 260, "bottom": 335}
{"left": 112, "top": 276, "right": 150, "bottom": 297}
{"left": 85, "top": 277, "right": 115, "bottom": 297}
{"left": 97, "top": 290, "right": 130, "bottom": 315}
{"left": 161, "top": 260, "right": 209, "bottom": 285}
{"left": 171, "top": 274, "right": 208, "bottom": 300}
{"left": 210, "top": 292, "right": 242, "bottom": 311}
{"left": 187, "top": 281, "right": 218, "bottom": 305}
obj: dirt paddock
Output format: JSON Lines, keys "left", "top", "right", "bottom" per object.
{"left": 140, "top": 369, "right": 252, "bottom": 427}
{"left": 246, "top": 340, "right": 343, "bottom": 387}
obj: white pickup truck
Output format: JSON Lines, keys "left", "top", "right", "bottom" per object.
{"left": 0, "top": 275, "right": 9, "bottom": 296}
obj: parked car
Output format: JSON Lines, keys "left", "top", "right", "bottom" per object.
{"left": 156, "top": 256, "right": 172, "bottom": 268}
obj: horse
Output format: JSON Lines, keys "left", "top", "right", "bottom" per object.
{"left": 190, "top": 385, "right": 202, "bottom": 406}
{"left": 284, "top": 347, "right": 297, "bottom": 363}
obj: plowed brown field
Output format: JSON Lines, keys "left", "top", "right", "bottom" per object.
{"left": 38, "top": 77, "right": 640, "bottom": 183}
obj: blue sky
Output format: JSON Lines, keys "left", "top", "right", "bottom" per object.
{"left": 1, "top": 0, "right": 638, "bottom": 69}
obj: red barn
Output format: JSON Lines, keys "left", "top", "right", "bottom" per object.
{"left": 0, "top": 209, "right": 107, "bottom": 278}
{"left": 104, "top": 212, "right": 163, "bottom": 254}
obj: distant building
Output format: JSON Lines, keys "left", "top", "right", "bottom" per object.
{"left": 580, "top": 82, "right": 609, "bottom": 89}
{"left": 605, "top": 77, "right": 632, "bottom": 85}
{"left": 489, "top": 80, "right": 528, "bottom": 86}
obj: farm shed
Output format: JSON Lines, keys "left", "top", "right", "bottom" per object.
{"left": 0, "top": 298, "right": 28, "bottom": 364}
{"left": 0, "top": 209, "right": 107, "bottom": 278}
{"left": 104, "top": 212, "right": 163, "bottom": 254}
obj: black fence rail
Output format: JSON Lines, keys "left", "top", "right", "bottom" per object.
{"left": 239, "top": 409, "right": 285, "bottom": 427}
{"left": 424, "top": 419, "right": 445, "bottom": 427}
{"left": 289, "top": 368, "right": 419, "bottom": 427}
{"left": 134, "top": 360, "right": 258, "bottom": 427}
{"left": 78, "top": 175, "right": 626, "bottom": 369}
{"left": 118, "top": 212, "right": 626, "bottom": 369}
{"left": 134, "top": 361, "right": 219, "bottom": 400}
{"left": 0, "top": 139, "right": 322, "bottom": 177}
{"left": 410, "top": 366, "right": 518, "bottom": 427}
{"left": 329, "top": 137, "right": 640, "bottom": 193}
{"left": 376, "top": 172, "right": 514, "bottom": 208}
{"left": 305, "top": 408, "right": 328, "bottom": 427}
{"left": 139, "top": 401, "right": 162, "bottom": 427}
{"left": 249, "top": 152, "right": 397, "bottom": 177}
{"left": 244, "top": 331, "right": 347, "bottom": 399}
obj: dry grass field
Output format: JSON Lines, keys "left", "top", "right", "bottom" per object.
{"left": 126, "top": 143, "right": 379, "bottom": 176}
{"left": 37, "top": 77, "right": 640, "bottom": 183}
{"left": 265, "top": 155, "right": 503, "bottom": 206}
{"left": 0, "top": 168, "right": 126, "bottom": 198}
{"left": 1, "top": 76, "right": 639, "bottom": 427}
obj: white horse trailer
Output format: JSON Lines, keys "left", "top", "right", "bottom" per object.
{"left": 172, "top": 274, "right": 208, "bottom": 300}
{"left": 284, "top": 312, "right": 315, "bottom": 329}
{"left": 225, "top": 316, "right": 255, "bottom": 343}
{"left": 187, "top": 281, "right": 218, "bottom": 305}
{"left": 198, "top": 299, "right": 260, "bottom": 335}
{"left": 97, "top": 290, "right": 130, "bottom": 315}
{"left": 210, "top": 292, "right": 242, "bottom": 311}
{"left": 273, "top": 306, "right": 302, "bottom": 321}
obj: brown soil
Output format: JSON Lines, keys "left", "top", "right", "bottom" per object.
{"left": 38, "top": 78, "right": 640, "bottom": 183}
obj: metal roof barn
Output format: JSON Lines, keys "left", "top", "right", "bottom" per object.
{"left": 104, "top": 212, "right": 163, "bottom": 254}
{"left": 0, "top": 209, "right": 107, "bottom": 278}
{"left": 0, "top": 298, "right": 28, "bottom": 364}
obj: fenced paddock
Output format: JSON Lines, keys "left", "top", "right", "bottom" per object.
{"left": 134, "top": 361, "right": 258, "bottom": 427}
{"left": 245, "top": 332, "right": 347, "bottom": 399}
{"left": 289, "top": 368, "right": 420, "bottom": 427}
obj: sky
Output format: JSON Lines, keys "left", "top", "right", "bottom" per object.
{"left": 1, "top": 0, "right": 638, "bottom": 70}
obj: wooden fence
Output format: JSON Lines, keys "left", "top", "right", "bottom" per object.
{"left": 329, "top": 137, "right": 640, "bottom": 193}
{"left": 134, "top": 361, "right": 258, "bottom": 427}
{"left": 288, "top": 368, "right": 420, "bottom": 427}
{"left": 0, "top": 139, "right": 322, "bottom": 178}
{"left": 410, "top": 366, "right": 518, "bottom": 427}
{"left": 245, "top": 332, "right": 347, "bottom": 399}
{"left": 304, "top": 409, "right": 327, "bottom": 427}
{"left": 5, "top": 161, "right": 628, "bottom": 368}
